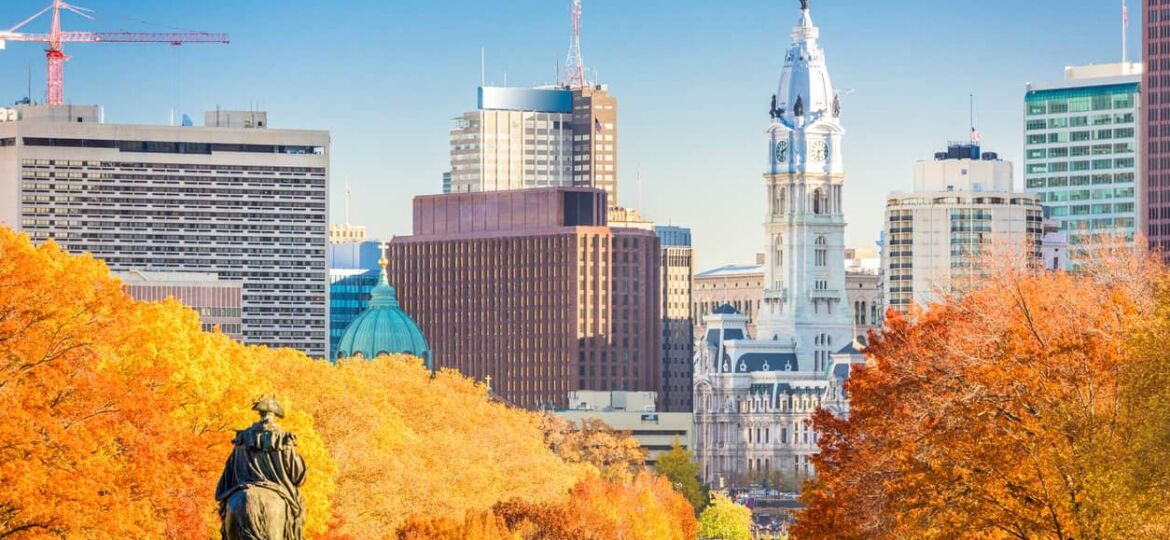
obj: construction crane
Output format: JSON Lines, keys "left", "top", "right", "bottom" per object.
{"left": 0, "top": 0, "right": 229, "bottom": 105}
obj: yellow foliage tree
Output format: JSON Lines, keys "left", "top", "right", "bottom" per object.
{"left": 260, "top": 354, "right": 587, "bottom": 537}
{"left": 0, "top": 228, "right": 336, "bottom": 538}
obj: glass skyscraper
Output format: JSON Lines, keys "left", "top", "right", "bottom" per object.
{"left": 1024, "top": 63, "right": 1141, "bottom": 264}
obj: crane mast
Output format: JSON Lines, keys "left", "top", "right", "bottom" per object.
{"left": 1, "top": 0, "right": 229, "bottom": 105}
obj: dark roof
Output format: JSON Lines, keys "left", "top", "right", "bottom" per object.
{"left": 836, "top": 341, "right": 864, "bottom": 355}
{"left": 712, "top": 303, "right": 740, "bottom": 315}
{"left": 832, "top": 363, "right": 851, "bottom": 379}
{"left": 736, "top": 352, "right": 798, "bottom": 373}
{"left": 706, "top": 328, "right": 746, "bottom": 348}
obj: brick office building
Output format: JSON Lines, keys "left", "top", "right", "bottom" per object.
{"left": 386, "top": 187, "right": 661, "bottom": 409}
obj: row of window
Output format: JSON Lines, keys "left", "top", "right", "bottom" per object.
{"left": 1026, "top": 128, "right": 1136, "bottom": 145}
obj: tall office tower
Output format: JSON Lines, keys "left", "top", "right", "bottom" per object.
{"left": 0, "top": 105, "right": 330, "bottom": 357}
{"left": 570, "top": 85, "right": 619, "bottom": 206}
{"left": 1025, "top": 63, "right": 1141, "bottom": 264}
{"left": 692, "top": 3, "right": 861, "bottom": 489}
{"left": 1145, "top": 0, "right": 1170, "bottom": 251}
{"left": 655, "top": 225, "right": 694, "bottom": 413}
{"left": 449, "top": 87, "right": 574, "bottom": 193}
{"left": 884, "top": 143, "right": 1043, "bottom": 313}
{"left": 386, "top": 187, "right": 661, "bottom": 409}
{"left": 116, "top": 270, "right": 244, "bottom": 340}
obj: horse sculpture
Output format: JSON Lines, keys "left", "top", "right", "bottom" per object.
{"left": 216, "top": 397, "right": 306, "bottom": 540}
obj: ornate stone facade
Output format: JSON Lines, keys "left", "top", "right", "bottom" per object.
{"left": 693, "top": 2, "right": 861, "bottom": 489}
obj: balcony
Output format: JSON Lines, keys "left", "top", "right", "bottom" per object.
{"left": 810, "top": 289, "right": 840, "bottom": 300}
{"left": 763, "top": 289, "right": 788, "bottom": 303}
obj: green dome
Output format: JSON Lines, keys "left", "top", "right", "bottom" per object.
{"left": 335, "top": 262, "right": 431, "bottom": 367}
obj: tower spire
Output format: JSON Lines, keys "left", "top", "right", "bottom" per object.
{"left": 562, "top": 0, "right": 587, "bottom": 87}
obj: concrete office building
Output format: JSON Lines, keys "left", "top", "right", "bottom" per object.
{"left": 385, "top": 187, "right": 661, "bottom": 409}
{"left": 1144, "top": 0, "right": 1170, "bottom": 251}
{"left": 0, "top": 104, "right": 329, "bottom": 356}
{"left": 656, "top": 225, "right": 695, "bottom": 413}
{"left": 884, "top": 143, "right": 1043, "bottom": 313}
{"left": 117, "top": 270, "right": 243, "bottom": 340}
{"left": 555, "top": 391, "right": 694, "bottom": 465}
{"left": 449, "top": 87, "right": 574, "bottom": 193}
{"left": 570, "top": 85, "right": 619, "bottom": 206}
{"left": 1025, "top": 63, "right": 1141, "bottom": 264}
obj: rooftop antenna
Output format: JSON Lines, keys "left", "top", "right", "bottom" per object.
{"left": 1122, "top": 0, "right": 1130, "bottom": 64}
{"left": 969, "top": 92, "right": 982, "bottom": 144}
{"left": 562, "top": 0, "right": 587, "bottom": 87}
{"left": 636, "top": 166, "right": 643, "bottom": 211}
{"left": 344, "top": 176, "right": 352, "bottom": 226}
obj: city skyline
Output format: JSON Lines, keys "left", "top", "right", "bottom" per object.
{"left": 0, "top": 0, "right": 1140, "bottom": 267}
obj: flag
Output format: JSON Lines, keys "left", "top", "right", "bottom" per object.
{"left": 1123, "top": 0, "right": 1129, "bottom": 29}
{"left": 594, "top": 117, "right": 603, "bottom": 133}
{"left": 970, "top": 127, "right": 982, "bottom": 144}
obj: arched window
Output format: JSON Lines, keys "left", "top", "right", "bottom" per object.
{"left": 778, "top": 187, "right": 787, "bottom": 214}
{"left": 860, "top": 301, "right": 867, "bottom": 325}
{"left": 812, "top": 188, "right": 824, "bottom": 214}
{"left": 815, "top": 236, "right": 827, "bottom": 267}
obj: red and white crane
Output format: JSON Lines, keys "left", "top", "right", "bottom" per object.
{"left": 0, "top": 0, "right": 229, "bottom": 105}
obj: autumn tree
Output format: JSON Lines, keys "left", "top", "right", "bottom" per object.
{"left": 794, "top": 247, "right": 1170, "bottom": 539}
{"left": 0, "top": 228, "right": 337, "bottom": 538}
{"left": 262, "top": 356, "right": 586, "bottom": 537}
{"left": 540, "top": 414, "right": 647, "bottom": 483}
{"left": 698, "top": 493, "right": 752, "bottom": 540}
{"left": 654, "top": 436, "right": 708, "bottom": 512}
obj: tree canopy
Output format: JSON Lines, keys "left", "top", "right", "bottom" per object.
{"left": 0, "top": 227, "right": 698, "bottom": 539}
{"left": 794, "top": 250, "right": 1170, "bottom": 539}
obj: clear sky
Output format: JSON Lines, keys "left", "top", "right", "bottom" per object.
{"left": 0, "top": 0, "right": 1141, "bottom": 269}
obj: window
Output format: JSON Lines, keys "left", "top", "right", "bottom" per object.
{"left": 814, "top": 236, "right": 827, "bottom": 267}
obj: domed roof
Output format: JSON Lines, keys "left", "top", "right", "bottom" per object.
{"left": 335, "top": 259, "right": 431, "bottom": 367}
{"left": 774, "top": 2, "right": 839, "bottom": 129}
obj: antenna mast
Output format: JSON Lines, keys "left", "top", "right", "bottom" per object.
{"left": 562, "top": 0, "right": 587, "bottom": 87}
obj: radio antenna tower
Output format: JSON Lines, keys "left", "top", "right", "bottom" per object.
{"left": 562, "top": 0, "right": 588, "bottom": 88}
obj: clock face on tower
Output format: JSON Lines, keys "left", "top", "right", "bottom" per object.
{"left": 808, "top": 140, "right": 828, "bottom": 162}
{"left": 774, "top": 140, "right": 788, "bottom": 162}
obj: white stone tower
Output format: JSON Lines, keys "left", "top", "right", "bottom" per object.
{"left": 758, "top": 2, "right": 853, "bottom": 373}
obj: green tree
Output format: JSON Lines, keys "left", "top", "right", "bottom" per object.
{"left": 698, "top": 493, "right": 751, "bottom": 540}
{"left": 654, "top": 437, "right": 708, "bottom": 512}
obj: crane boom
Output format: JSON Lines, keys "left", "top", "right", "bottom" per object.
{"left": 0, "top": 0, "right": 229, "bottom": 105}
{"left": 1, "top": 32, "right": 230, "bottom": 44}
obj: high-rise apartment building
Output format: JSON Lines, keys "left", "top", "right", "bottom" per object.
{"left": 385, "top": 187, "right": 661, "bottom": 409}
{"left": 655, "top": 225, "right": 694, "bottom": 413}
{"left": 116, "top": 270, "right": 243, "bottom": 340}
{"left": 1025, "top": 63, "right": 1141, "bottom": 263}
{"left": 0, "top": 104, "right": 330, "bottom": 357}
{"left": 449, "top": 87, "right": 574, "bottom": 193}
{"left": 1144, "top": 0, "right": 1170, "bottom": 251}
{"left": 884, "top": 143, "right": 1043, "bottom": 313}
{"left": 570, "top": 85, "right": 619, "bottom": 206}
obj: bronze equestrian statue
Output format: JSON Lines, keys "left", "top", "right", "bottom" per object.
{"left": 215, "top": 397, "right": 306, "bottom": 540}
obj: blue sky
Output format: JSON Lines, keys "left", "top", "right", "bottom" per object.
{"left": 0, "top": 0, "right": 1140, "bottom": 268}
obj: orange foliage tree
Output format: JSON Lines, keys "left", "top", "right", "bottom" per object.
{"left": 1, "top": 226, "right": 700, "bottom": 539}
{"left": 402, "top": 471, "right": 699, "bottom": 540}
{"left": 0, "top": 228, "right": 337, "bottom": 539}
{"left": 794, "top": 252, "right": 1170, "bottom": 539}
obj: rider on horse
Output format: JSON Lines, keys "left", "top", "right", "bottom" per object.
{"left": 215, "top": 397, "right": 306, "bottom": 540}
